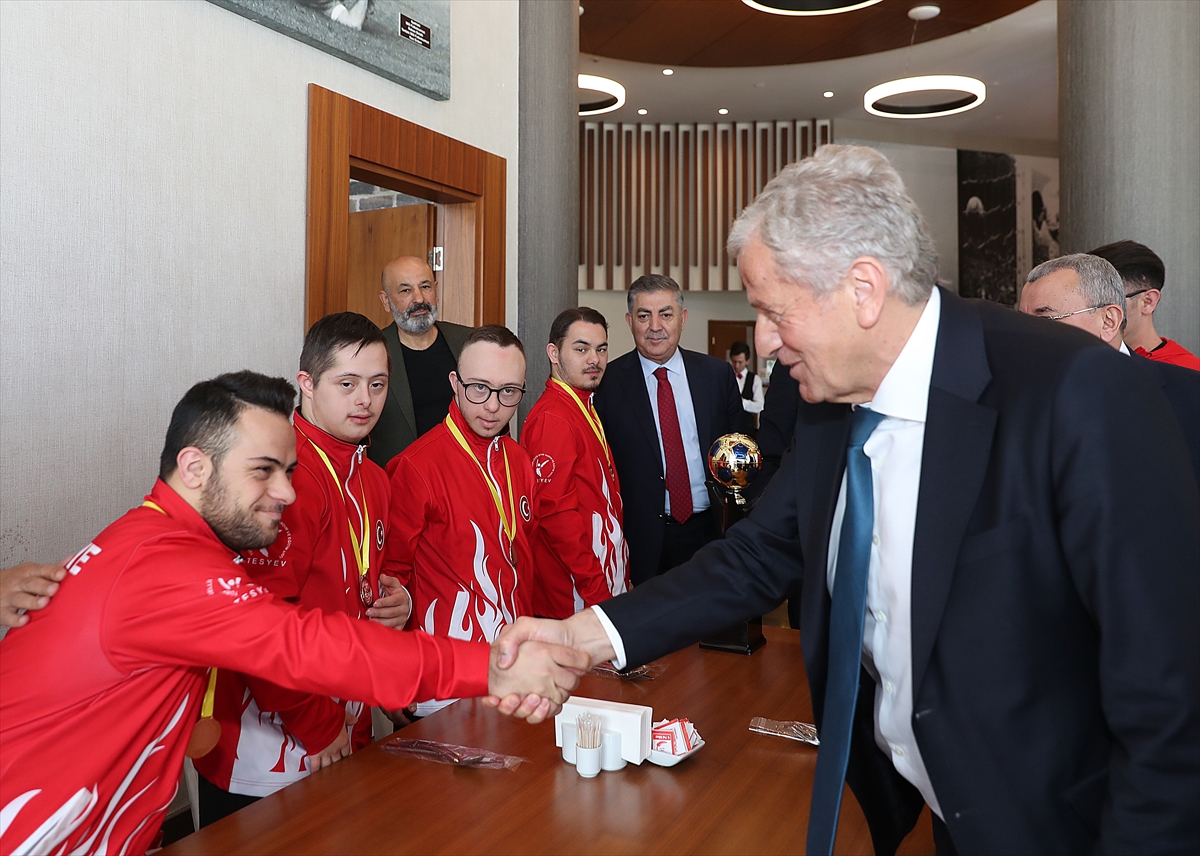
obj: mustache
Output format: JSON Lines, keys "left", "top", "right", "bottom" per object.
{"left": 644, "top": 332, "right": 669, "bottom": 341}
{"left": 404, "top": 302, "right": 433, "bottom": 319}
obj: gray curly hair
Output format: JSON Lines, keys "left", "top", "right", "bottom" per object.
{"left": 727, "top": 144, "right": 939, "bottom": 306}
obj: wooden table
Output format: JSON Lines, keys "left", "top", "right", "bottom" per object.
{"left": 165, "top": 627, "right": 932, "bottom": 855}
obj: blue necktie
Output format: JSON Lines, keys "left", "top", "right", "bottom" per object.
{"left": 807, "top": 406, "right": 886, "bottom": 856}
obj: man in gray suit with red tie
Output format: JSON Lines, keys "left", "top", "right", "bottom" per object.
{"left": 496, "top": 145, "right": 1199, "bottom": 854}
{"left": 593, "top": 275, "right": 743, "bottom": 586}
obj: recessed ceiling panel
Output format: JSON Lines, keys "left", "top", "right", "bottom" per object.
{"left": 579, "top": 0, "right": 1037, "bottom": 67}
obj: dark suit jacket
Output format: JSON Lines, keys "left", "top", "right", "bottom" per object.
{"left": 594, "top": 347, "right": 743, "bottom": 585}
{"left": 602, "top": 289, "right": 1200, "bottom": 854}
{"left": 1133, "top": 352, "right": 1200, "bottom": 485}
{"left": 746, "top": 358, "right": 801, "bottom": 501}
{"left": 367, "top": 321, "right": 473, "bottom": 469}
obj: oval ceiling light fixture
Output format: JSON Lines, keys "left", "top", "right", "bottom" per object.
{"left": 740, "top": 0, "right": 882, "bottom": 16}
{"left": 578, "top": 73, "right": 626, "bottom": 116}
{"left": 718, "top": 108, "right": 730, "bottom": 115}
{"left": 662, "top": 68, "right": 674, "bottom": 76}
{"left": 823, "top": 90, "right": 835, "bottom": 98}
{"left": 864, "top": 74, "right": 985, "bottom": 118}
{"left": 637, "top": 108, "right": 648, "bottom": 115}
{"left": 907, "top": 4, "right": 940, "bottom": 20}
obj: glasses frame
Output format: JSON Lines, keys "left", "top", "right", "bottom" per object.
{"left": 455, "top": 375, "right": 526, "bottom": 407}
{"left": 1044, "top": 305, "right": 1108, "bottom": 322}
{"left": 1123, "top": 288, "right": 1151, "bottom": 300}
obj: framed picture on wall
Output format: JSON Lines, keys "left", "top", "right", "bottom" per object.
{"left": 208, "top": 0, "right": 450, "bottom": 100}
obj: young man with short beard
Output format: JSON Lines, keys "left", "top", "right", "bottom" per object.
{"left": 194, "top": 313, "right": 409, "bottom": 825}
{"left": 0, "top": 371, "right": 585, "bottom": 856}
{"left": 521, "top": 308, "right": 630, "bottom": 618}
{"left": 384, "top": 325, "right": 537, "bottom": 716}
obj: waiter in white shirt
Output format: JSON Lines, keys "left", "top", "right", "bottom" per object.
{"left": 491, "top": 145, "right": 1200, "bottom": 856}
{"left": 729, "top": 340, "right": 763, "bottom": 436}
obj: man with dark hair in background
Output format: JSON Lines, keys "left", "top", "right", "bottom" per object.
{"left": 1089, "top": 239, "right": 1200, "bottom": 370}
{"left": 384, "top": 325, "right": 538, "bottom": 716}
{"left": 369, "top": 254, "right": 474, "bottom": 468}
{"left": 521, "top": 307, "right": 629, "bottom": 618}
{"left": 729, "top": 340, "right": 763, "bottom": 437}
{"left": 0, "top": 370, "right": 585, "bottom": 856}
{"left": 594, "top": 274, "right": 743, "bottom": 586}
{"left": 194, "top": 313, "right": 410, "bottom": 826}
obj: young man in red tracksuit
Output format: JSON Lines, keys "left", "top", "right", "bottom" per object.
{"left": 521, "top": 308, "right": 630, "bottom": 618}
{"left": 385, "top": 325, "right": 537, "bottom": 716}
{"left": 0, "top": 371, "right": 585, "bottom": 856}
{"left": 194, "top": 313, "right": 410, "bottom": 825}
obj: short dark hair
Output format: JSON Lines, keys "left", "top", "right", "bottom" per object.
{"left": 1088, "top": 240, "right": 1165, "bottom": 293}
{"left": 549, "top": 307, "right": 608, "bottom": 350}
{"left": 159, "top": 371, "right": 296, "bottom": 479}
{"left": 627, "top": 274, "right": 683, "bottom": 314}
{"left": 299, "top": 312, "right": 389, "bottom": 384}
{"left": 729, "top": 341, "right": 751, "bottom": 359}
{"left": 462, "top": 324, "right": 525, "bottom": 356}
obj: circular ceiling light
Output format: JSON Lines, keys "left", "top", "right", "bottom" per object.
{"left": 864, "top": 74, "right": 985, "bottom": 118}
{"left": 907, "top": 4, "right": 940, "bottom": 20}
{"left": 578, "top": 73, "right": 626, "bottom": 116}
{"left": 740, "top": 0, "right": 883, "bottom": 16}
{"left": 637, "top": 108, "right": 648, "bottom": 115}
{"left": 718, "top": 108, "right": 729, "bottom": 115}
{"left": 823, "top": 90, "right": 834, "bottom": 98}
{"left": 662, "top": 68, "right": 674, "bottom": 76}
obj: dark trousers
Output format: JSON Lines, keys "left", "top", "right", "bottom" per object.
{"left": 196, "top": 772, "right": 260, "bottom": 828}
{"left": 658, "top": 511, "right": 720, "bottom": 574}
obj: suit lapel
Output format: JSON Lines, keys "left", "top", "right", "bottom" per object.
{"left": 624, "top": 352, "right": 663, "bottom": 457}
{"left": 681, "top": 349, "right": 712, "bottom": 445}
{"left": 910, "top": 290, "right": 996, "bottom": 696}
{"left": 798, "top": 402, "right": 851, "bottom": 716}
{"left": 383, "top": 323, "right": 417, "bottom": 436}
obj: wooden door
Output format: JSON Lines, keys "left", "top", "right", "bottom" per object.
{"left": 707, "top": 319, "right": 756, "bottom": 364}
{"left": 346, "top": 203, "right": 436, "bottom": 329}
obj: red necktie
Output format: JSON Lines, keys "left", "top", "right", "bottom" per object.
{"left": 654, "top": 367, "right": 693, "bottom": 524}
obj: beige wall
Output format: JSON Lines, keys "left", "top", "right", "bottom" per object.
{"left": 0, "top": 0, "right": 520, "bottom": 564}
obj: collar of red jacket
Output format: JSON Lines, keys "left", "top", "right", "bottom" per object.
{"left": 292, "top": 408, "right": 366, "bottom": 476}
{"left": 144, "top": 478, "right": 234, "bottom": 553}
{"left": 543, "top": 375, "right": 594, "bottom": 407}
{"left": 447, "top": 398, "right": 501, "bottom": 455}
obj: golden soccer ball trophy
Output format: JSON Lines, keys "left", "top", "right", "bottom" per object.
{"left": 707, "top": 433, "right": 762, "bottom": 508}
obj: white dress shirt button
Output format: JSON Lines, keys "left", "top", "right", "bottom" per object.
{"left": 872, "top": 534, "right": 881, "bottom": 546}
{"left": 884, "top": 681, "right": 895, "bottom": 695}
{"left": 892, "top": 745, "right": 905, "bottom": 757}
{"left": 874, "top": 610, "right": 887, "bottom": 624}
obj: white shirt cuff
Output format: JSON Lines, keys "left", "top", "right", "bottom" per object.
{"left": 589, "top": 604, "right": 628, "bottom": 670}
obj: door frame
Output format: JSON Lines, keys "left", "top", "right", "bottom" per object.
{"left": 305, "top": 84, "right": 507, "bottom": 329}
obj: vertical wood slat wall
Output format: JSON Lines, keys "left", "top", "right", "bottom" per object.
{"left": 579, "top": 119, "right": 832, "bottom": 292}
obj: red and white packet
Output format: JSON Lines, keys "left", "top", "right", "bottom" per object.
{"left": 651, "top": 718, "right": 702, "bottom": 755}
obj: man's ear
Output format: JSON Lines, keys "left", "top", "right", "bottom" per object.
{"left": 625, "top": 312, "right": 634, "bottom": 331}
{"left": 176, "top": 447, "right": 211, "bottom": 491}
{"left": 297, "top": 371, "right": 316, "bottom": 404}
{"left": 847, "top": 257, "right": 890, "bottom": 329}
{"left": 679, "top": 306, "right": 689, "bottom": 330}
{"left": 1141, "top": 289, "right": 1162, "bottom": 314}
{"left": 448, "top": 370, "right": 458, "bottom": 395}
{"left": 1099, "top": 304, "right": 1125, "bottom": 344}
{"left": 546, "top": 342, "right": 560, "bottom": 370}
{"left": 378, "top": 290, "right": 391, "bottom": 312}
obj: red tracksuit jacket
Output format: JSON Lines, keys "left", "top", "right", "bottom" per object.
{"left": 521, "top": 377, "right": 630, "bottom": 617}
{"left": 0, "top": 480, "right": 487, "bottom": 856}
{"left": 193, "top": 411, "right": 391, "bottom": 796}
{"left": 385, "top": 401, "right": 535, "bottom": 651}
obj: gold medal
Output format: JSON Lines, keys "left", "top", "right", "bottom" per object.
{"left": 186, "top": 668, "right": 222, "bottom": 758}
{"left": 360, "top": 575, "right": 374, "bottom": 609}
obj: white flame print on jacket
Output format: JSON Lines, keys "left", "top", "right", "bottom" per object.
{"left": 423, "top": 519, "right": 518, "bottom": 644}
{"left": 577, "top": 459, "right": 629, "bottom": 611}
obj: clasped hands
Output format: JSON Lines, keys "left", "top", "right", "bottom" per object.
{"left": 483, "top": 610, "right": 619, "bottom": 724}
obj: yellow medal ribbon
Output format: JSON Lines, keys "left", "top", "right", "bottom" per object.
{"left": 143, "top": 499, "right": 219, "bottom": 731}
{"left": 444, "top": 414, "right": 517, "bottom": 544}
{"left": 300, "top": 431, "right": 371, "bottom": 587}
{"left": 550, "top": 377, "right": 613, "bottom": 468}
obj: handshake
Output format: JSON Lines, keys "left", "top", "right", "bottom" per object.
{"left": 483, "top": 611, "right": 620, "bottom": 724}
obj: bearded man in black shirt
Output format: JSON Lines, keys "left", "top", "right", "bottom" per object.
{"left": 368, "top": 255, "right": 473, "bottom": 468}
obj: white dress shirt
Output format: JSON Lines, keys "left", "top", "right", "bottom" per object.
{"left": 597, "top": 287, "right": 945, "bottom": 817}
{"left": 826, "top": 286, "right": 942, "bottom": 817}
{"left": 735, "top": 371, "right": 764, "bottom": 414}
{"left": 637, "top": 348, "right": 710, "bottom": 514}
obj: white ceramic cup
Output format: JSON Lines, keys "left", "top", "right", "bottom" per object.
{"left": 561, "top": 722, "right": 577, "bottom": 764}
{"left": 601, "top": 730, "right": 626, "bottom": 771}
{"left": 575, "top": 745, "right": 601, "bottom": 778}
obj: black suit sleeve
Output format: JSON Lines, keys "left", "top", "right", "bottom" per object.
{"left": 600, "top": 445, "right": 804, "bottom": 667}
{"left": 1052, "top": 348, "right": 1200, "bottom": 851}
{"left": 748, "top": 361, "right": 801, "bottom": 498}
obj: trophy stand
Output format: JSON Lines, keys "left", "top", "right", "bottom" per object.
{"left": 699, "top": 434, "right": 767, "bottom": 655}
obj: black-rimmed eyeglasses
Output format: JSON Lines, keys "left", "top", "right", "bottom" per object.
{"left": 1124, "top": 288, "right": 1151, "bottom": 300}
{"left": 456, "top": 377, "right": 525, "bottom": 406}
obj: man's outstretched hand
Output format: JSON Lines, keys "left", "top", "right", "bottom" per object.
{"left": 367, "top": 574, "right": 411, "bottom": 628}
{"left": 483, "top": 613, "right": 618, "bottom": 718}
{"left": 486, "top": 638, "right": 589, "bottom": 724}
{"left": 1, "top": 561, "right": 68, "bottom": 628}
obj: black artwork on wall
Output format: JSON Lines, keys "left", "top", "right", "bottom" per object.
{"left": 958, "top": 149, "right": 1017, "bottom": 306}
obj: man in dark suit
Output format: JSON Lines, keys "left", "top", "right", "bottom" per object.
{"left": 1020, "top": 251, "right": 1200, "bottom": 484}
{"left": 593, "top": 274, "right": 743, "bottom": 586}
{"left": 494, "top": 146, "right": 1199, "bottom": 854}
{"left": 367, "top": 255, "right": 473, "bottom": 468}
